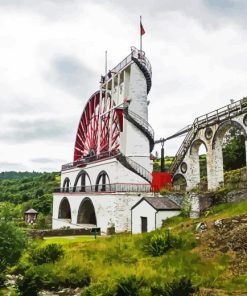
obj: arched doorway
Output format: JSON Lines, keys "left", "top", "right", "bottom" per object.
{"left": 58, "top": 197, "right": 71, "bottom": 219}
{"left": 62, "top": 178, "right": 70, "bottom": 192}
{"left": 95, "top": 171, "right": 110, "bottom": 192}
{"left": 172, "top": 174, "right": 187, "bottom": 191}
{"left": 73, "top": 170, "right": 91, "bottom": 192}
{"left": 77, "top": 198, "right": 97, "bottom": 225}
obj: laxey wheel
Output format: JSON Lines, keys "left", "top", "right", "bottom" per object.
{"left": 74, "top": 91, "right": 120, "bottom": 161}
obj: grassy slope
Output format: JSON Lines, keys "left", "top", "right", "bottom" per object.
{"left": 20, "top": 198, "right": 247, "bottom": 295}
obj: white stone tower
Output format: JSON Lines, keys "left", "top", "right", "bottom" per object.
{"left": 52, "top": 47, "right": 154, "bottom": 233}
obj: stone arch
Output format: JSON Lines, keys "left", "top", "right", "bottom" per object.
{"left": 95, "top": 170, "right": 110, "bottom": 192}
{"left": 77, "top": 197, "right": 97, "bottom": 225}
{"left": 210, "top": 119, "right": 247, "bottom": 188}
{"left": 212, "top": 119, "right": 247, "bottom": 149}
{"left": 73, "top": 170, "right": 92, "bottom": 192}
{"left": 189, "top": 138, "right": 208, "bottom": 189}
{"left": 190, "top": 139, "right": 208, "bottom": 155}
{"left": 172, "top": 174, "right": 187, "bottom": 191}
{"left": 58, "top": 197, "right": 71, "bottom": 219}
{"left": 62, "top": 178, "right": 70, "bottom": 192}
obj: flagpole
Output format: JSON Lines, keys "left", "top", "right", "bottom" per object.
{"left": 140, "top": 15, "right": 142, "bottom": 52}
{"left": 105, "top": 50, "right": 107, "bottom": 76}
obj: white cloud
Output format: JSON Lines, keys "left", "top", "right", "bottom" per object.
{"left": 0, "top": 0, "right": 247, "bottom": 171}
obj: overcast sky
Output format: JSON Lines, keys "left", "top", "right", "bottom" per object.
{"left": 1, "top": 0, "right": 247, "bottom": 172}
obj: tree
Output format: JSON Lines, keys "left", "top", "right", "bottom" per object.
{"left": 223, "top": 127, "right": 246, "bottom": 171}
{"left": 0, "top": 202, "right": 21, "bottom": 221}
{"left": 0, "top": 222, "right": 27, "bottom": 271}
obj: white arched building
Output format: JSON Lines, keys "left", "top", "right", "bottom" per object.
{"left": 52, "top": 47, "right": 155, "bottom": 233}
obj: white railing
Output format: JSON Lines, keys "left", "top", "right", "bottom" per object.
{"left": 55, "top": 183, "right": 151, "bottom": 193}
{"left": 62, "top": 150, "right": 119, "bottom": 171}
{"left": 104, "top": 47, "right": 152, "bottom": 82}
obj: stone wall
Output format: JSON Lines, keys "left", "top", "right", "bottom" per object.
{"left": 190, "top": 188, "right": 247, "bottom": 217}
{"left": 27, "top": 228, "right": 97, "bottom": 238}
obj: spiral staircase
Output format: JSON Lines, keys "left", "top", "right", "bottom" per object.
{"left": 116, "top": 153, "right": 152, "bottom": 183}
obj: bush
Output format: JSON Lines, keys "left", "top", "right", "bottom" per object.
{"left": 30, "top": 243, "right": 64, "bottom": 265}
{"left": 0, "top": 222, "right": 27, "bottom": 271}
{"left": 0, "top": 273, "right": 5, "bottom": 288}
{"left": 115, "top": 275, "right": 145, "bottom": 296}
{"left": 81, "top": 281, "right": 115, "bottom": 296}
{"left": 142, "top": 230, "right": 183, "bottom": 257}
{"left": 50, "top": 266, "right": 91, "bottom": 289}
{"left": 151, "top": 277, "right": 196, "bottom": 296}
{"left": 16, "top": 268, "right": 41, "bottom": 296}
{"left": 17, "top": 264, "right": 91, "bottom": 293}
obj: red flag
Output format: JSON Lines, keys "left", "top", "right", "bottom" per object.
{"left": 140, "top": 21, "right": 145, "bottom": 36}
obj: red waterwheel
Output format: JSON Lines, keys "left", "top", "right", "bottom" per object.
{"left": 74, "top": 91, "right": 120, "bottom": 161}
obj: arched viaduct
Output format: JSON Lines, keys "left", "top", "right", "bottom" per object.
{"left": 172, "top": 98, "right": 247, "bottom": 190}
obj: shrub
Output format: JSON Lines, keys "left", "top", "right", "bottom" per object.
{"left": 142, "top": 230, "right": 183, "bottom": 256}
{"left": 81, "top": 281, "right": 115, "bottom": 296}
{"left": 180, "top": 194, "right": 191, "bottom": 217}
{"left": 16, "top": 268, "right": 41, "bottom": 296}
{"left": 0, "top": 273, "right": 5, "bottom": 288}
{"left": 115, "top": 275, "right": 145, "bottom": 296}
{"left": 0, "top": 222, "right": 27, "bottom": 272}
{"left": 30, "top": 243, "right": 64, "bottom": 265}
{"left": 50, "top": 266, "right": 91, "bottom": 289}
{"left": 17, "top": 264, "right": 91, "bottom": 293}
{"left": 151, "top": 277, "right": 196, "bottom": 296}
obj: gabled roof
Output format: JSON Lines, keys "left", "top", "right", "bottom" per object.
{"left": 131, "top": 197, "right": 180, "bottom": 211}
{"left": 25, "top": 208, "right": 38, "bottom": 214}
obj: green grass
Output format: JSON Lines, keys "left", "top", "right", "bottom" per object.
{"left": 14, "top": 229, "right": 242, "bottom": 294}
{"left": 205, "top": 197, "right": 247, "bottom": 219}
{"left": 12, "top": 194, "right": 247, "bottom": 295}
{"left": 43, "top": 235, "right": 96, "bottom": 245}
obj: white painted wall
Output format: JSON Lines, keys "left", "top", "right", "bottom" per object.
{"left": 129, "top": 63, "right": 148, "bottom": 121}
{"left": 131, "top": 200, "right": 156, "bottom": 234}
{"left": 61, "top": 157, "right": 150, "bottom": 189}
{"left": 53, "top": 192, "right": 142, "bottom": 233}
{"left": 131, "top": 200, "right": 181, "bottom": 234}
{"left": 156, "top": 210, "right": 180, "bottom": 228}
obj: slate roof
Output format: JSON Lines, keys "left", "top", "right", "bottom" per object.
{"left": 25, "top": 208, "right": 38, "bottom": 214}
{"left": 131, "top": 197, "right": 180, "bottom": 211}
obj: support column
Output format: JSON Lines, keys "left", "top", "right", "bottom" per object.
{"left": 186, "top": 153, "right": 200, "bottom": 190}
{"left": 96, "top": 84, "right": 103, "bottom": 155}
{"left": 212, "top": 141, "right": 224, "bottom": 188}
{"left": 109, "top": 77, "right": 114, "bottom": 152}
{"left": 245, "top": 140, "right": 247, "bottom": 166}
{"left": 206, "top": 147, "right": 215, "bottom": 190}
{"left": 161, "top": 143, "right": 165, "bottom": 172}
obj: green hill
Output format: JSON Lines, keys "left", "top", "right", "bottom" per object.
{"left": 0, "top": 172, "right": 60, "bottom": 223}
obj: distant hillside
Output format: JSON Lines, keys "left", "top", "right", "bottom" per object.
{"left": 0, "top": 172, "right": 60, "bottom": 216}
{"left": 0, "top": 171, "right": 43, "bottom": 180}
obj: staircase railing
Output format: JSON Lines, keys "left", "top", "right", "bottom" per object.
{"left": 103, "top": 47, "right": 152, "bottom": 94}
{"left": 171, "top": 97, "right": 247, "bottom": 174}
{"left": 170, "top": 126, "right": 198, "bottom": 174}
{"left": 131, "top": 46, "right": 152, "bottom": 78}
{"left": 124, "top": 108, "right": 154, "bottom": 152}
{"left": 116, "top": 153, "right": 152, "bottom": 183}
